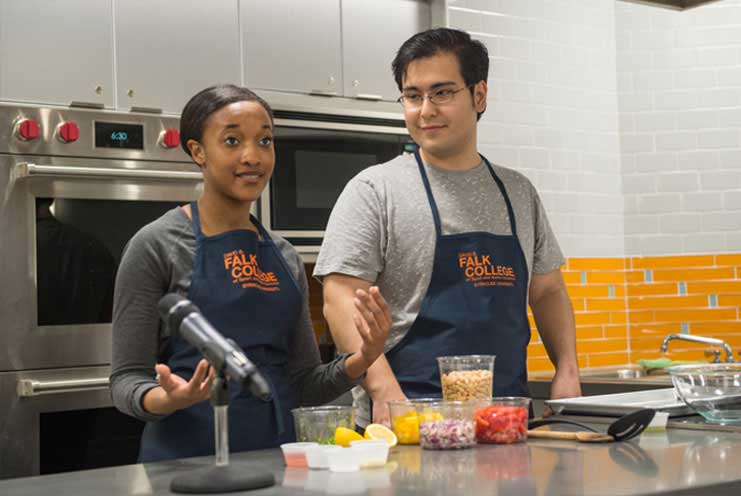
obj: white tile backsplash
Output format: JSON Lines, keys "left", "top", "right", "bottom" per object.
{"left": 724, "top": 191, "right": 741, "bottom": 209}
{"left": 616, "top": 0, "right": 741, "bottom": 256}
{"left": 636, "top": 153, "right": 677, "bottom": 173}
{"left": 681, "top": 192, "right": 724, "bottom": 212}
{"left": 660, "top": 213, "right": 702, "bottom": 234}
{"left": 656, "top": 172, "right": 699, "bottom": 193}
{"left": 450, "top": 0, "right": 741, "bottom": 257}
{"left": 637, "top": 193, "right": 682, "bottom": 214}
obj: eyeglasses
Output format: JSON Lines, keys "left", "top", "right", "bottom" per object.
{"left": 397, "top": 85, "right": 474, "bottom": 108}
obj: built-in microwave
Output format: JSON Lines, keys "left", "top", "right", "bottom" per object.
{"left": 262, "top": 110, "right": 415, "bottom": 260}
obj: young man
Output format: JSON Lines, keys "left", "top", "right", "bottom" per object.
{"left": 314, "top": 28, "right": 581, "bottom": 426}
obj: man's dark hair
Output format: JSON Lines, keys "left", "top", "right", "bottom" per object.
{"left": 391, "top": 28, "right": 489, "bottom": 120}
{"left": 179, "top": 84, "right": 274, "bottom": 157}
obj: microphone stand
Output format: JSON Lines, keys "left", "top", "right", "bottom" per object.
{"left": 170, "top": 371, "right": 276, "bottom": 493}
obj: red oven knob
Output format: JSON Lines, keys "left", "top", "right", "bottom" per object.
{"left": 15, "top": 118, "right": 40, "bottom": 141}
{"left": 57, "top": 121, "right": 80, "bottom": 143}
{"left": 160, "top": 128, "right": 180, "bottom": 148}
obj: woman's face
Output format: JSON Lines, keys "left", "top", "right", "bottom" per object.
{"left": 188, "top": 100, "right": 275, "bottom": 205}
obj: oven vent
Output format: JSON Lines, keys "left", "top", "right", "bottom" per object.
{"left": 273, "top": 110, "right": 406, "bottom": 128}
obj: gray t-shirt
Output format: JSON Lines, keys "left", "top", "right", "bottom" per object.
{"left": 313, "top": 153, "right": 564, "bottom": 425}
{"left": 111, "top": 207, "right": 360, "bottom": 423}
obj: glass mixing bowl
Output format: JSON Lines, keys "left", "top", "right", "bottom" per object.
{"left": 667, "top": 363, "right": 741, "bottom": 424}
{"left": 291, "top": 406, "right": 356, "bottom": 444}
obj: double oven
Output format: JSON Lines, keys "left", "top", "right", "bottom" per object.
{"left": 0, "top": 104, "right": 200, "bottom": 478}
{"left": 0, "top": 103, "right": 411, "bottom": 478}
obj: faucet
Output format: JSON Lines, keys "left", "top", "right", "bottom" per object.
{"left": 660, "top": 334, "right": 735, "bottom": 363}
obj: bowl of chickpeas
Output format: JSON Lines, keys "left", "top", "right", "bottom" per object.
{"left": 437, "top": 355, "right": 495, "bottom": 401}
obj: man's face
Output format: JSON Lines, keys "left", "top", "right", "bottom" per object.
{"left": 400, "top": 52, "right": 486, "bottom": 160}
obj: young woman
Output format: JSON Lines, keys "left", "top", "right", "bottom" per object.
{"left": 111, "top": 84, "right": 391, "bottom": 462}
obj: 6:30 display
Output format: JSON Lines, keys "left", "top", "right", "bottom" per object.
{"left": 110, "top": 131, "right": 129, "bottom": 141}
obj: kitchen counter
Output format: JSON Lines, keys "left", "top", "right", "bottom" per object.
{"left": 3, "top": 426, "right": 741, "bottom": 495}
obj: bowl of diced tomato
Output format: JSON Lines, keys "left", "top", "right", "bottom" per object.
{"left": 474, "top": 397, "right": 530, "bottom": 444}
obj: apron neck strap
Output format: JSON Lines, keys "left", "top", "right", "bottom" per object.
{"left": 414, "top": 149, "right": 520, "bottom": 239}
{"left": 190, "top": 201, "right": 204, "bottom": 239}
{"left": 250, "top": 214, "right": 273, "bottom": 243}
{"left": 189, "top": 201, "right": 273, "bottom": 242}
{"left": 483, "top": 159, "right": 519, "bottom": 237}
{"left": 414, "top": 149, "right": 443, "bottom": 238}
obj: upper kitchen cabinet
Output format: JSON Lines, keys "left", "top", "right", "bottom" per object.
{"left": 0, "top": 0, "right": 114, "bottom": 107}
{"left": 114, "top": 0, "right": 240, "bottom": 114}
{"left": 241, "top": 0, "right": 342, "bottom": 96}
{"left": 341, "top": 0, "right": 430, "bottom": 102}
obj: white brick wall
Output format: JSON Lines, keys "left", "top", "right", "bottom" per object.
{"left": 617, "top": 0, "right": 741, "bottom": 255}
{"left": 448, "top": 0, "right": 624, "bottom": 257}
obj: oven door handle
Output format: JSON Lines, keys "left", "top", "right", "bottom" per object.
{"left": 16, "top": 162, "right": 203, "bottom": 181}
{"left": 17, "top": 377, "right": 110, "bottom": 397}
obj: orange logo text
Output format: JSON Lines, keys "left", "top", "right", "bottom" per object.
{"left": 458, "top": 251, "right": 516, "bottom": 288}
{"left": 223, "top": 249, "right": 280, "bottom": 292}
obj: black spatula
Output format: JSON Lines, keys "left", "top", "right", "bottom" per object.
{"left": 528, "top": 408, "right": 656, "bottom": 442}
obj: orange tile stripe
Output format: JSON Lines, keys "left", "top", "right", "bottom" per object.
{"left": 527, "top": 252, "right": 741, "bottom": 374}
{"left": 306, "top": 258, "right": 740, "bottom": 375}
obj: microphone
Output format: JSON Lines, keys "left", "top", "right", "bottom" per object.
{"left": 157, "top": 293, "right": 272, "bottom": 401}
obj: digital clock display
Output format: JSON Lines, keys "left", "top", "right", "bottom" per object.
{"left": 95, "top": 122, "right": 144, "bottom": 149}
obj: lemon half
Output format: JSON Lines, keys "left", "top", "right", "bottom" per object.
{"left": 364, "top": 423, "right": 398, "bottom": 447}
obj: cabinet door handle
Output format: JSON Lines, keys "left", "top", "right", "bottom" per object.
{"left": 310, "top": 90, "right": 339, "bottom": 97}
{"left": 355, "top": 94, "right": 383, "bottom": 101}
{"left": 17, "top": 377, "right": 110, "bottom": 397}
{"left": 15, "top": 162, "right": 202, "bottom": 181}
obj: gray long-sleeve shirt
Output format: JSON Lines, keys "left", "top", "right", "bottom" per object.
{"left": 110, "top": 207, "right": 360, "bottom": 423}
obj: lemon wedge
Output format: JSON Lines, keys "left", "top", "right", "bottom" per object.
{"left": 333, "top": 426, "right": 363, "bottom": 447}
{"left": 364, "top": 423, "right": 398, "bottom": 447}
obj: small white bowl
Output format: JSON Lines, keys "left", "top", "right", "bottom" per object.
{"left": 349, "top": 440, "right": 389, "bottom": 468}
{"left": 305, "top": 444, "right": 343, "bottom": 470}
{"left": 326, "top": 447, "right": 360, "bottom": 472}
{"left": 280, "top": 442, "right": 318, "bottom": 468}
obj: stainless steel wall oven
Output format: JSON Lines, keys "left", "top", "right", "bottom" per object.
{"left": 0, "top": 104, "right": 201, "bottom": 478}
{"left": 264, "top": 110, "right": 414, "bottom": 259}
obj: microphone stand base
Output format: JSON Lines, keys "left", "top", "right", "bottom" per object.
{"left": 170, "top": 464, "right": 275, "bottom": 494}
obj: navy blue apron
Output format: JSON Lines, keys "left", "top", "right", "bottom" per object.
{"left": 139, "top": 202, "right": 302, "bottom": 462}
{"left": 385, "top": 150, "right": 531, "bottom": 402}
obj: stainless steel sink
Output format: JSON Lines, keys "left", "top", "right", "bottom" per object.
{"left": 579, "top": 369, "right": 673, "bottom": 385}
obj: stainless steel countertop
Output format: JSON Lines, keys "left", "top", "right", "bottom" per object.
{"left": 3, "top": 427, "right": 741, "bottom": 495}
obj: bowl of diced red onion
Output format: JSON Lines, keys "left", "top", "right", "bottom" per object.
{"left": 416, "top": 400, "right": 484, "bottom": 450}
{"left": 413, "top": 397, "right": 531, "bottom": 450}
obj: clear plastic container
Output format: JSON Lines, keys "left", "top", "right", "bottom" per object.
{"left": 350, "top": 439, "right": 389, "bottom": 468}
{"left": 291, "top": 405, "right": 356, "bottom": 444}
{"left": 280, "top": 442, "right": 318, "bottom": 468}
{"left": 417, "top": 400, "right": 484, "bottom": 450}
{"left": 388, "top": 398, "right": 439, "bottom": 445}
{"left": 437, "top": 355, "right": 495, "bottom": 401}
{"left": 326, "top": 446, "right": 361, "bottom": 472}
{"left": 305, "top": 444, "right": 343, "bottom": 470}
{"left": 473, "top": 397, "right": 530, "bottom": 444}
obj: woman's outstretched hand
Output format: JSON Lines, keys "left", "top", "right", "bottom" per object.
{"left": 143, "top": 358, "right": 215, "bottom": 415}
{"left": 352, "top": 286, "right": 392, "bottom": 370}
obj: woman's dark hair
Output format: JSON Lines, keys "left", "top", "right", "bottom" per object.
{"left": 391, "top": 28, "right": 489, "bottom": 120}
{"left": 179, "top": 84, "right": 274, "bottom": 157}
